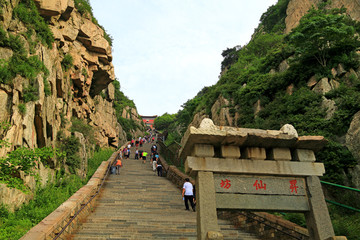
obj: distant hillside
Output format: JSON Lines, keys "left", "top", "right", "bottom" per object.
{"left": 158, "top": 0, "right": 360, "bottom": 189}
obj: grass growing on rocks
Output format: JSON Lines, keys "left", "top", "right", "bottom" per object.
{"left": 0, "top": 148, "right": 113, "bottom": 240}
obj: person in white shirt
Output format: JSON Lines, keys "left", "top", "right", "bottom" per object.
{"left": 182, "top": 178, "right": 195, "bottom": 211}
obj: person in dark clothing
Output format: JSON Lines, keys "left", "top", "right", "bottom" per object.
{"left": 156, "top": 159, "right": 163, "bottom": 177}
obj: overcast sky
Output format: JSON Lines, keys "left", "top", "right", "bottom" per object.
{"left": 90, "top": 0, "right": 278, "bottom": 116}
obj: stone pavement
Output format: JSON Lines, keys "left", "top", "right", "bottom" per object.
{"left": 71, "top": 142, "right": 260, "bottom": 240}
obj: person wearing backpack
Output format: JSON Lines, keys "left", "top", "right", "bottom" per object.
{"left": 114, "top": 159, "right": 122, "bottom": 175}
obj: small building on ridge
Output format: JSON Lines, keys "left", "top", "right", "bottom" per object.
{"left": 140, "top": 115, "right": 157, "bottom": 129}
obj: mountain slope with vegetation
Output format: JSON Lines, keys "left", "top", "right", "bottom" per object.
{"left": 155, "top": 1, "right": 360, "bottom": 237}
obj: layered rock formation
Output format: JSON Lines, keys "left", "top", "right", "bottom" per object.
{"left": 0, "top": 0, "right": 143, "bottom": 208}
{"left": 0, "top": 0, "right": 142, "bottom": 158}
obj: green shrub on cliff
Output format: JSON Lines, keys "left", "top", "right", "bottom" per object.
{"left": 58, "top": 135, "right": 81, "bottom": 174}
{"left": 61, "top": 54, "right": 73, "bottom": 71}
{"left": 286, "top": 7, "right": 360, "bottom": 68}
{"left": 0, "top": 147, "right": 63, "bottom": 192}
{"left": 259, "top": 0, "right": 290, "bottom": 33}
{"left": 0, "top": 27, "right": 49, "bottom": 102}
{"left": 154, "top": 113, "right": 176, "bottom": 131}
{"left": 0, "top": 147, "right": 113, "bottom": 240}
{"left": 74, "top": 0, "right": 92, "bottom": 17}
{"left": 74, "top": 0, "right": 113, "bottom": 46}
{"left": 13, "top": 0, "right": 54, "bottom": 48}
{"left": 111, "top": 79, "right": 143, "bottom": 137}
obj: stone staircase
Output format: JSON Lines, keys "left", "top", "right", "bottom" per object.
{"left": 71, "top": 143, "right": 260, "bottom": 240}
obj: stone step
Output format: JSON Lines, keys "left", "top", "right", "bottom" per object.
{"left": 71, "top": 142, "right": 260, "bottom": 240}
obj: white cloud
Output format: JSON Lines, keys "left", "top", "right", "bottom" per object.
{"left": 90, "top": 0, "right": 278, "bottom": 115}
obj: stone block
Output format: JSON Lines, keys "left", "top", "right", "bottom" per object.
{"left": 206, "top": 231, "right": 224, "bottom": 240}
{"left": 305, "top": 176, "right": 335, "bottom": 239}
{"left": 293, "top": 149, "right": 316, "bottom": 162}
{"left": 280, "top": 124, "right": 298, "bottom": 137}
{"left": 197, "top": 172, "right": 220, "bottom": 240}
{"left": 192, "top": 144, "right": 214, "bottom": 157}
{"left": 243, "top": 147, "right": 266, "bottom": 160}
{"left": 269, "top": 148, "right": 292, "bottom": 161}
{"left": 185, "top": 156, "right": 325, "bottom": 176}
{"left": 295, "top": 136, "right": 327, "bottom": 151}
{"left": 221, "top": 145, "right": 240, "bottom": 158}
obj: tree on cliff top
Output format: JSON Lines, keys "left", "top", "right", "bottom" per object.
{"left": 286, "top": 7, "right": 360, "bottom": 68}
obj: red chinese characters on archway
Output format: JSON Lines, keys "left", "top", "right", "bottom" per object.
{"left": 289, "top": 179, "right": 299, "bottom": 194}
{"left": 253, "top": 180, "right": 267, "bottom": 190}
{"left": 220, "top": 179, "right": 231, "bottom": 189}
{"left": 219, "top": 178, "right": 301, "bottom": 193}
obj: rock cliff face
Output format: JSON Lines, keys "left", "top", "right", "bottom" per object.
{"left": 0, "top": 0, "right": 142, "bottom": 159}
{"left": 0, "top": 0, "right": 143, "bottom": 208}
{"left": 285, "top": 0, "right": 360, "bottom": 33}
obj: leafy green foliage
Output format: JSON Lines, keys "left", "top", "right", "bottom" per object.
{"left": 117, "top": 117, "right": 137, "bottom": 140}
{"left": 13, "top": 0, "right": 54, "bottom": 48}
{"left": 221, "top": 47, "right": 239, "bottom": 71}
{"left": 74, "top": 0, "right": 92, "bottom": 16}
{"left": 253, "top": 87, "right": 327, "bottom": 135}
{"left": 259, "top": 0, "right": 290, "bottom": 33}
{"left": 111, "top": 79, "right": 143, "bottom": 137}
{"left": 329, "top": 206, "right": 360, "bottom": 240}
{"left": 81, "top": 68, "right": 88, "bottom": 77}
{"left": 43, "top": 79, "right": 51, "bottom": 96}
{"left": 18, "top": 103, "right": 26, "bottom": 115}
{"left": 58, "top": 135, "right": 81, "bottom": 173}
{"left": 154, "top": 113, "right": 176, "bottom": 131}
{"left": 70, "top": 117, "right": 96, "bottom": 145}
{"left": 0, "top": 26, "right": 49, "bottom": 102}
{"left": 0, "top": 122, "right": 10, "bottom": 149}
{"left": 316, "top": 141, "right": 357, "bottom": 184}
{"left": 168, "top": 5, "right": 360, "bottom": 188}
{"left": 286, "top": 7, "right": 360, "bottom": 68}
{"left": 0, "top": 28, "right": 46, "bottom": 85}
{"left": 0, "top": 148, "right": 113, "bottom": 239}
{"left": 10, "top": 55, "right": 48, "bottom": 82}
{"left": 86, "top": 148, "right": 113, "bottom": 180}
{"left": 0, "top": 174, "right": 84, "bottom": 240}
{"left": 23, "top": 85, "right": 39, "bottom": 103}
{"left": 61, "top": 54, "right": 73, "bottom": 71}
{"left": 0, "top": 147, "right": 62, "bottom": 192}
{"left": 325, "top": 80, "right": 360, "bottom": 136}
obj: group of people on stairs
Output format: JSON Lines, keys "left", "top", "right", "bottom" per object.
{"left": 112, "top": 131, "right": 196, "bottom": 212}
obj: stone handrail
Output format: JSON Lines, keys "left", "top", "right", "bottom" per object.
{"left": 20, "top": 151, "right": 119, "bottom": 240}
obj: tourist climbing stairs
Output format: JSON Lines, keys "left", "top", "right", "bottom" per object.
{"left": 71, "top": 142, "right": 260, "bottom": 240}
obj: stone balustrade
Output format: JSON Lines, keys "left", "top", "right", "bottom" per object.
{"left": 20, "top": 151, "right": 119, "bottom": 240}
{"left": 218, "top": 211, "right": 309, "bottom": 240}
